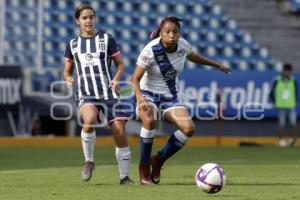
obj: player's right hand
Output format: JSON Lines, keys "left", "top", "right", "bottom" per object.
{"left": 65, "top": 76, "right": 74, "bottom": 88}
{"left": 137, "top": 98, "right": 151, "bottom": 113}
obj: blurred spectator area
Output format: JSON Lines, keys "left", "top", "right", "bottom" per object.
{"left": 2, "top": 0, "right": 300, "bottom": 93}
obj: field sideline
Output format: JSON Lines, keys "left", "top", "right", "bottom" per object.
{"left": 0, "top": 135, "right": 298, "bottom": 147}
{"left": 0, "top": 146, "right": 300, "bottom": 200}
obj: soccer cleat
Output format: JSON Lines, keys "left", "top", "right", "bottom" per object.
{"left": 287, "top": 138, "right": 296, "bottom": 147}
{"left": 278, "top": 139, "right": 287, "bottom": 147}
{"left": 139, "top": 162, "right": 152, "bottom": 185}
{"left": 150, "top": 155, "right": 164, "bottom": 184}
{"left": 81, "top": 161, "right": 95, "bottom": 181}
{"left": 120, "top": 176, "right": 135, "bottom": 185}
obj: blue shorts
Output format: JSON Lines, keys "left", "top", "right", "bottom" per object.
{"left": 278, "top": 108, "right": 297, "bottom": 127}
{"left": 78, "top": 97, "right": 129, "bottom": 125}
{"left": 138, "top": 90, "right": 187, "bottom": 118}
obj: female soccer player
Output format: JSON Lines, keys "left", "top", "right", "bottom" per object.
{"left": 63, "top": 4, "right": 134, "bottom": 185}
{"left": 131, "top": 16, "right": 231, "bottom": 185}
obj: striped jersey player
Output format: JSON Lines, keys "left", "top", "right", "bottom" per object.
{"left": 63, "top": 4, "right": 134, "bottom": 185}
{"left": 64, "top": 32, "right": 120, "bottom": 101}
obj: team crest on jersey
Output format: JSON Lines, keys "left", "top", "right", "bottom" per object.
{"left": 157, "top": 55, "right": 165, "bottom": 62}
{"left": 85, "top": 53, "right": 93, "bottom": 61}
{"left": 85, "top": 53, "right": 96, "bottom": 66}
{"left": 99, "top": 42, "right": 105, "bottom": 52}
{"left": 163, "top": 69, "right": 177, "bottom": 81}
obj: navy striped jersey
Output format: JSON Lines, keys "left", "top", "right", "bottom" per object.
{"left": 64, "top": 32, "right": 120, "bottom": 100}
{"left": 136, "top": 37, "right": 192, "bottom": 98}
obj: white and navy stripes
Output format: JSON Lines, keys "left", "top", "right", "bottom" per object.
{"left": 136, "top": 37, "right": 192, "bottom": 98}
{"left": 65, "top": 32, "right": 120, "bottom": 100}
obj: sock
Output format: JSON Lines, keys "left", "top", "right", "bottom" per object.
{"left": 158, "top": 130, "right": 189, "bottom": 162}
{"left": 116, "top": 146, "right": 131, "bottom": 179}
{"left": 81, "top": 130, "right": 96, "bottom": 162}
{"left": 140, "top": 127, "right": 155, "bottom": 164}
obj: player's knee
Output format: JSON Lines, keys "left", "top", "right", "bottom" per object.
{"left": 113, "top": 126, "right": 125, "bottom": 137}
{"left": 142, "top": 117, "right": 156, "bottom": 129}
{"left": 181, "top": 123, "right": 195, "bottom": 137}
{"left": 83, "top": 117, "right": 96, "bottom": 128}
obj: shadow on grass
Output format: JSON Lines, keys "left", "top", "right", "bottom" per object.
{"left": 229, "top": 182, "right": 300, "bottom": 186}
{"left": 204, "top": 194, "right": 247, "bottom": 198}
{"left": 160, "top": 182, "right": 195, "bottom": 186}
{"left": 95, "top": 183, "right": 115, "bottom": 186}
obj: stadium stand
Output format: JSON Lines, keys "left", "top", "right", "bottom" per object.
{"left": 1, "top": 0, "right": 284, "bottom": 93}
{"left": 216, "top": 0, "right": 300, "bottom": 72}
{"left": 290, "top": 0, "right": 300, "bottom": 13}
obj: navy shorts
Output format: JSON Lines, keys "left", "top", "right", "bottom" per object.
{"left": 78, "top": 97, "right": 129, "bottom": 125}
{"left": 137, "top": 90, "right": 187, "bottom": 119}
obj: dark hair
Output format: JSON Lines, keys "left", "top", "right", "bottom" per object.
{"left": 75, "top": 4, "right": 96, "bottom": 19}
{"left": 283, "top": 63, "right": 293, "bottom": 71}
{"left": 150, "top": 16, "right": 183, "bottom": 40}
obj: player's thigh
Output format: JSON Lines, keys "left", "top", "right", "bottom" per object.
{"left": 79, "top": 104, "right": 98, "bottom": 124}
{"left": 163, "top": 107, "right": 195, "bottom": 133}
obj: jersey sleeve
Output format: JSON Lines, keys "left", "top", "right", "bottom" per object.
{"left": 183, "top": 38, "right": 192, "bottom": 56}
{"left": 107, "top": 34, "right": 120, "bottom": 57}
{"left": 64, "top": 42, "right": 73, "bottom": 62}
{"left": 136, "top": 47, "right": 154, "bottom": 69}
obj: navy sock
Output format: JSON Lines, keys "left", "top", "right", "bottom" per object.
{"left": 140, "top": 137, "right": 153, "bottom": 164}
{"left": 158, "top": 133, "right": 185, "bottom": 162}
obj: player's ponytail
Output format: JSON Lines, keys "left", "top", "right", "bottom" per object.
{"left": 149, "top": 16, "right": 183, "bottom": 40}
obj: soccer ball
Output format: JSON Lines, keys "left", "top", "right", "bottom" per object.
{"left": 195, "top": 163, "right": 226, "bottom": 194}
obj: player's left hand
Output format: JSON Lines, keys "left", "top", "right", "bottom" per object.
{"left": 110, "top": 79, "right": 120, "bottom": 93}
{"left": 217, "top": 64, "right": 231, "bottom": 74}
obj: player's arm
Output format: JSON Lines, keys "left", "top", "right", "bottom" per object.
{"left": 111, "top": 53, "right": 125, "bottom": 93}
{"left": 187, "top": 51, "right": 231, "bottom": 73}
{"left": 130, "top": 65, "right": 149, "bottom": 112}
{"left": 63, "top": 58, "right": 75, "bottom": 88}
{"left": 269, "top": 79, "right": 277, "bottom": 103}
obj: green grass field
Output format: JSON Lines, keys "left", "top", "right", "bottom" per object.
{"left": 0, "top": 146, "right": 300, "bottom": 200}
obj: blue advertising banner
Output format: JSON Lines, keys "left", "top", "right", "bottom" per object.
{"left": 178, "top": 70, "right": 300, "bottom": 118}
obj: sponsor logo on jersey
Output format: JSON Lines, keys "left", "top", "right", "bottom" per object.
{"left": 178, "top": 49, "right": 185, "bottom": 57}
{"left": 85, "top": 53, "right": 93, "bottom": 61}
{"left": 163, "top": 69, "right": 177, "bottom": 81}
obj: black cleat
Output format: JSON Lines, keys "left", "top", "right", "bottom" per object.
{"left": 120, "top": 176, "right": 135, "bottom": 185}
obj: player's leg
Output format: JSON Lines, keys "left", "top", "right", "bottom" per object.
{"left": 278, "top": 109, "right": 287, "bottom": 147}
{"left": 288, "top": 108, "right": 297, "bottom": 146}
{"left": 79, "top": 104, "right": 98, "bottom": 181}
{"left": 151, "top": 107, "right": 195, "bottom": 184}
{"left": 137, "top": 102, "right": 158, "bottom": 185}
{"left": 110, "top": 119, "right": 134, "bottom": 185}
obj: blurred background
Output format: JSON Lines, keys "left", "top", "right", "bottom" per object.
{"left": 1, "top": 0, "right": 300, "bottom": 145}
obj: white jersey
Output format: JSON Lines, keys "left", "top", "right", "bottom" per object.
{"left": 136, "top": 37, "right": 192, "bottom": 98}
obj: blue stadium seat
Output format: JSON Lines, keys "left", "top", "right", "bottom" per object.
{"left": 290, "top": 0, "right": 300, "bottom": 12}
{"left": 2, "top": 0, "right": 281, "bottom": 80}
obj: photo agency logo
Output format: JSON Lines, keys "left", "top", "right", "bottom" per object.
{"left": 49, "top": 79, "right": 136, "bottom": 127}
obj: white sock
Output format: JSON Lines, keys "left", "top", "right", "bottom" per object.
{"left": 140, "top": 126, "right": 156, "bottom": 138}
{"left": 115, "top": 146, "right": 131, "bottom": 179}
{"left": 174, "top": 130, "right": 189, "bottom": 144}
{"left": 81, "top": 130, "right": 96, "bottom": 162}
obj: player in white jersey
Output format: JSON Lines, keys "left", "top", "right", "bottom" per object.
{"left": 63, "top": 4, "right": 134, "bottom": 185}
{"left": 131, "top": 16, "right": 231, "bottom": 185}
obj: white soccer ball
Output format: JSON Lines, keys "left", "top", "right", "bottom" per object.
{"left": 195, "top": 163, "right": 226, "bottom": 194}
